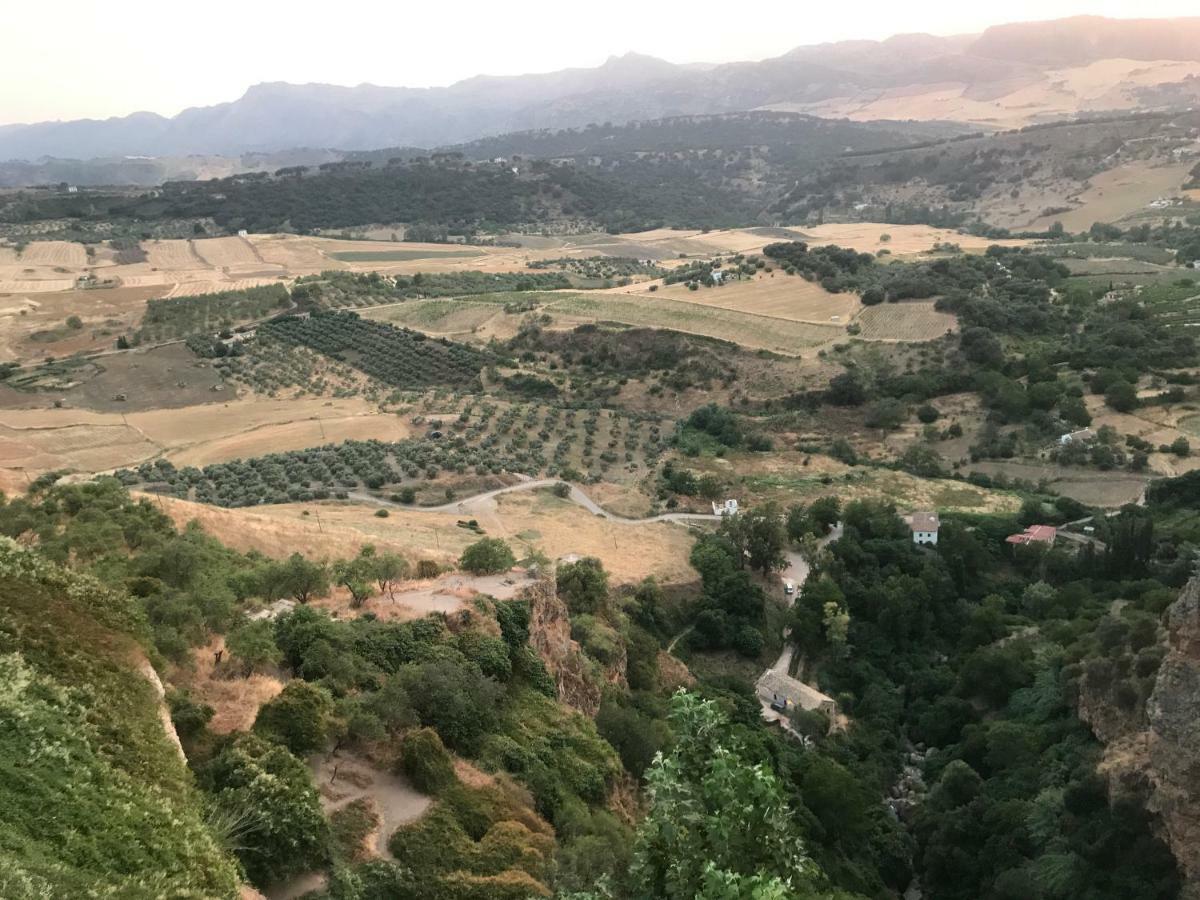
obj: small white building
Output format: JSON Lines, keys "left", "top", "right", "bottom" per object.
{"left": 910, "top": 511, "right": 940, "bottom": 546}
{"left": 712, "top": 498, "right": 739, "bottom": 517}
{"left": 237, "top": 228, "right": 249, "bottom": 238}
{"left": 1059, "top": 428, "right": 1096, "bottom": 446}
{"left": 711, "top": 269, "right": 726, "bottom": 284}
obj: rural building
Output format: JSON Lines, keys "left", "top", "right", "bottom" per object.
{"left": 1059, "top": 428, "right": 1096, "bottom": 446}
{"left": 237, "top": 229, "right": 249, "bottom": 238}
{"left": 712, "top": 498, "right": 739, "bottom": 517}
{"left": 711, "top": 269, "right": 726, "bottom": 284}
{"left": 1006, "top": 524, "right": 1058, "bottom": 546}
{"left": 757, "top": 670, "right": 837, "bottom": 717}
{"left": 909, "top": 511, "right": 940, "bottom": 546}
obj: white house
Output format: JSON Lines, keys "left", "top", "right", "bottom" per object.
{"left": 711, "top": 269, "right": 726, "bottom": 284}
{"left": 1059, "top": 428, "right": 1096, "bottom": 446}
{"left": 237, "top": 228, "right": 249, "bottom": 238}
{"left": 910, "top": 511, "right": 940, "bottom": 546}
{"left": 712, "top": 499, "right": 739, "bottom": 517}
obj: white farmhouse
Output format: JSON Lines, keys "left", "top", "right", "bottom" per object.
{"left": 910, "top": 511, "right": 940, "bottom": 546}
{"left": 712, "top": 499, "right": 739, "bottom": 517}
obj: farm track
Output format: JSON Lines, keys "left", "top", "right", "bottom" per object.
{"left": 348, "top": 478, "right": 720, "bottom": 525}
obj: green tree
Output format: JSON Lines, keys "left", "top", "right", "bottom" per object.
{"left": 629, "top": 692, "right": 824, "bottom": 898}
{"left": 201, "top": 734, "right": 329, "bottom": 887}
{"left": 722, "top": 502, "right": 788, "bottom": 576}
{"left": 557, "top": 556, "right": 609, "bottom": 614}
{"left": 460, "top": 538, "right": 516, "bottom": 575}
{"left": 225, "top": 619, "right": 283, "bottom": 674}
{"left": 1059, "top": 395, "right": 1092, "bottom": 428}
{"left": 1104, "top": 379, "right": 1138, "bottom": 413}
{"left": 277, "top": 553, "right": 330, "bottom": 604}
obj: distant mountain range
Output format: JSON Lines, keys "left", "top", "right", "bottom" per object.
{"left": 4, "top": 15, "right": 1200, "bottom": 164}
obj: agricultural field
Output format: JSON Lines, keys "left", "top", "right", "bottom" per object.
{"left": 623, "top": 272, "right": 859, "bottom": 324}
{"left": 852, "top": 301, "right": 958, "bottom": 341}
{"left": 114, "top": 397, "right": 666, "bottom": 504}
{"left": 799, "top": 223, "right": 1029, "bottom": 255}
{"left": 258, "top": 311, "right": 496, "bottom": 389}
{"left": 329, "top": 249, "right": 480, "bottom": 262}
{"left": 541, "top": 292, "right": 844, "bottom": 355}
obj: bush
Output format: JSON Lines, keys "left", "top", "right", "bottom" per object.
{"left": 254, "top": 679, "right": 334, "bottom": 756}
{"left": 460, "top": 538, "right": 517, "bottom": 575}
{"left": 400, "top": 727, "right": 458, "bottom": 794}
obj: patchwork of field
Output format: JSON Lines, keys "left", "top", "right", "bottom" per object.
{"left": 0, "top": 395, "right": 406, "bottom": 478}
{"left": 853, "top": 301, "right": 958, "bottom": 341}
{"left": 618, "top": 273, "right": 859, "bottom": 324}
{"left": 541, "top": 292, "right": 844, "bottom": 354}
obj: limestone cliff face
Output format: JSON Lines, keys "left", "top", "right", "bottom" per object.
{"left": 1079, "top": 577, "right": 1200, "bottom": 899}
{"left": 525, "top": 572, "right": 615, "bottom": 717}
{"left": 1146, "top": 578, "right": 1200, "bottom": 898}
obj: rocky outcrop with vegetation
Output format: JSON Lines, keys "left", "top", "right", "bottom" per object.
{"left": 1147, "top": 578, "right": 1200, "bottom": 898}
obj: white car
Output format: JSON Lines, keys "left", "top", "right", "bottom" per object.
{"left": 783, "top": 581, "right": 795, "bottom": 595}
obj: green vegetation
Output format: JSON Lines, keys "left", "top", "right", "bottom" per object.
{"left": 136, "top": 283, "right": 291, "bottom": 343}
{"left": 0, "top": 537, "right": 241, "bottom": 898}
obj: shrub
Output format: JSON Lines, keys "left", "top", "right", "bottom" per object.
{"left": 400, "top": 727, "right": 458, "bottom": 794}
{"left": 254, "top": 679, "right": 334, "bottom": 756}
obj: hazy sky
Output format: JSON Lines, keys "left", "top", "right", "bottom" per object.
{"left": 4, "top": 0, "right": 1198, "bottom": 125}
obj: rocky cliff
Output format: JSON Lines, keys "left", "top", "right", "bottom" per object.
{"left": 1146, "top": 579, "right": 1200, "bottom": 898}
{"left": 525, "top": 570, "right": 626, "bottom": 717}
{"left": 1080, "top": 577, "right": 1200, "bottom": 899}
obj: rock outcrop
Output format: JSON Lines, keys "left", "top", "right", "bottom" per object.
{"left": 1146, "top": 578, "right": 1200, "bottom": 898}
{"left": 1079, "top": 577, "right": 1200, "bottom": 899}
{"left": 526, "top": 573, "right": 603, "bottom": 717}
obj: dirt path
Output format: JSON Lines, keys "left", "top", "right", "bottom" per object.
{"left": 349, "top": 478, "right": 720, "bottom": 525}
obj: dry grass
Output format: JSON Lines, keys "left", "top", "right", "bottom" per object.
{"left": 854, "top": 301, "right": 958, "bottom": 341}
{"left": 176, "top": 636, "right": 283, "bottom": 734}
{"left": 147, "top": 488, "right": 699, "bottom": 585}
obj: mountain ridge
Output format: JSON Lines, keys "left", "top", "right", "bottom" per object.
{"left": 6, "top": 16, "right": 1200, "bottom": 161}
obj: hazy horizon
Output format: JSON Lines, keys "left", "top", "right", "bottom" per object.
{"left": 4, "top": 1, "right": 1200, "bottom": 127}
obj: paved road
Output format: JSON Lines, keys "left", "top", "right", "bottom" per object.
{"left": 350, "top": 478, "right": 721, "bottom": 525}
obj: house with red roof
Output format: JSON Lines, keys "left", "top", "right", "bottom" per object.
{"left": 1006, "top": 524, "right": 1057, "bottom": 546}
